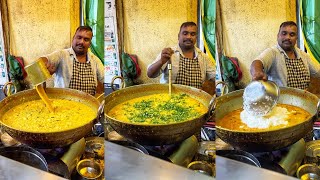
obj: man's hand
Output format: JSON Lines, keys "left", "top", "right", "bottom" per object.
{"left": 201, "top": 79, "right": 215, "bottom": 95}
{"left": 40, "top": 57, "right": 56, "bottom": 75}
{"left": 251, "top": 71, "right": 268, "bottom": 81}
{"left": 160, "top": 48, "right": 174, "bottom": 64}
{"left": 250, "top": 60, "right": 268, "bottom": 81}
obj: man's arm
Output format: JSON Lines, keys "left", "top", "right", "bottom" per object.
{"left": 147, "top": 48, "right": 174, "bottom": 78}
{"left": 39, "top": 57, "right": 56, "bottom": 75}
{"left": 201, "top": 79, "right": 215, "bottom": 95}
{"left": 250, "top": 60, "right": 267, "bottom": 81}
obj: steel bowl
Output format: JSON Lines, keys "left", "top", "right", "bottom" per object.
{"left": 76, "top": 159, "right": 103, "bottom": 180}
{"left": 187, "top": 161, "right": 214, "bottom": 176}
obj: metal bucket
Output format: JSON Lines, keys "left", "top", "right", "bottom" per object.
{"left": 24, "top": 58, "right": 51, "bottom": 86}
{"left": 0, "top": 145, "right": 48, "bottom": 171}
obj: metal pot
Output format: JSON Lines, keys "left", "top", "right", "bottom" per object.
{"left": 0, "top": 88, "right": 100, "bottom": 148}
{"left": 0, "top": 145, "right": 48, "bottom": 171}
{"left": 104, "top": 83, "right": 214, "bottom": 145}
{"left": 215, "top": 87, "right": 320, "bottom": 152}
{"left": 216, "top": 150, "right": 261, "bottom": 167}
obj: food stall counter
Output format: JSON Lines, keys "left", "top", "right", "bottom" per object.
{"left": 216, "top": 156, "right": 298, "bottom": 180}
{"left": 105, "top": 141, "right": 213, "bottom": 180}
{"left": 0, "top": 155, "right": 67, "bottom": 180}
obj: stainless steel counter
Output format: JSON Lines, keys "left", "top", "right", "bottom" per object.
{"left": 105, "top": 141, "right": 213, "bottom": 180}
{"left": 216, "top": 156, "right": 298, "bottom": 180}
{"left": 106, "top": 140, "right": 302, "bottom": 180}
{"left": 0, "top": 155, "right": 67, "bottom": 180}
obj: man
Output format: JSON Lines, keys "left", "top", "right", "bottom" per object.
{"left": 250, "top": 21, "right": 320, "bottom": 90}
{"left": 40, "top": 26, "right": 104, "bottom": 96}
{"left": 147, "top": 22, "right": 215, "bottom": 95}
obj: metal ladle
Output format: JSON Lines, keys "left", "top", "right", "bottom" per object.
{"left": 243, "top": 80, "right": 280, "bottom": 116}
{"left": 168, "top": 50, "right": 179, "bottom": 96}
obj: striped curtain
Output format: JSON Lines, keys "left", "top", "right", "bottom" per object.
{"left": 300, "top": 0, "right": 320, "bottom": 64}
{"left": 83, "top": 0, "right": 104, "bottom": 63}
{"left": 201, "top": 0, "right": 216, "bottom": 65}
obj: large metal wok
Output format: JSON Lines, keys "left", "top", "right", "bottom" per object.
{"left": 0, "top": 88, "right": 100, "bottom": 148}
{"left": 215, "top": 87, "right": 320, "bottom": 152}
{"left": 104, "top": 84, "right": 213, "bottom": 145}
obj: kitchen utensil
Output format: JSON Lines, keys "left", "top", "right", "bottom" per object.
{"left": 168, "top": 63, "right": 172, "bottom": 95}
{"left": 2, "top": 81, "right": 16, "bottom": 97}
{"left": 168, "top": 135, "right": 198, "bottom": 167}
{"left": 76, "top": 159, "right": 103, "bottom": 180}
{"left": 60, "top": 138, "right": 85, "bottom": 173}
{"left": 187, "top": 161, "right": 214, "bottom": 176}
{"left": 243, "top": 80, "right": 279, "bottom": 116}
{"left": 215, "top": 87, "right": 320, "bottom": 152}
{"left": 24, "top": 58, "right": 52, "bottom": 86}
{"left": 279, "top": 138, "right": 305, "bottom": 176}
{"left": 84, "top": 137, "right": 104, "bottom": 159}
{"left": 197, "top": 141, "right": 215, "bottom": 164}
{"left": 304, "top": 140, "right": 320, "bottom": 165}
{"left": 0, "top": 88, "right": 100, "bottom": 148}
{"left": 0, "top": 145, "right": 48, "bottom": 171}
{"left": 104, "top": 83, "right": 214, "bottom": 145}
{"left": 297, "top": 164, "right": 320, "bottom": 180}
{"left": 168, "top": 50, "right": 179, "bottom": 96}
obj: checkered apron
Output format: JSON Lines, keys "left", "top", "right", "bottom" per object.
{"left": 285, "top": 57, "right": 310, "bottom": 90}
{"left": 175, "top": 55, "right": 202, "bottom": 88}
{"left": 69, "top": 60, "right": 96, "bottom": 95}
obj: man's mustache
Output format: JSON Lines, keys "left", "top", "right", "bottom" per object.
{"left": 76, "top": 44, "right": 84, "bottom": 48}
{"left": 282, "top": 40, "right": 292, "bottom": 44}
{"left": 184, "top": 39, "right": 193, "bottom": 43}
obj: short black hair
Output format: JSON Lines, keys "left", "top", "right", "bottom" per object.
{"left": 179, "top": 22, "right": 197, "bottom": 32}
{"left": 279, "top": 21, "right": 297, "bottom": 29}
{"left": 75, "top": 26, "right": 93, "bottom": 33}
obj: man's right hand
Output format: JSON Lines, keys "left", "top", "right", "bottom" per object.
{"left": 251, "top": 71, "right": 268, "bottom": 81}
{"left": 40, "top": 57, "right": 56, "bottom": 75}
{"left": 250, "top": 60, "right": 268, "bottom": 81}
{"left": 160, "top": 48, "right": 174, "bottom": 64}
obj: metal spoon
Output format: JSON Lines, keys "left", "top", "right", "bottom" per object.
{"left": 243, "top": 80, "right": 279, "bottom": 116}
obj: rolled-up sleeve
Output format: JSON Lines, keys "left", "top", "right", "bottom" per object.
{"left": 147, "top": 52, "right": 166, "bottom": 78}
{"left": 255, "top": 47, "right": 275, "bottom": 72}
{"left": 45, "top": 50, "right": 63, "bottom": 68}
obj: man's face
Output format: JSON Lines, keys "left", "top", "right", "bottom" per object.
{"left": 72, "top": 29, "right": 93, "bottom": 55}
{"left": 277, "top": 25, "right": 297, "bottom": 51}
{"left": 178, "top": 25, "right": 197, "bottom": 50}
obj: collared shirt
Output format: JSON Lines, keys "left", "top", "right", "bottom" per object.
{"left": 45, "top": 47, "right": 104, "bottom": 89}
{"left": 256, "top": 44, "right": 320, "bottom": 88}
{"left": 148, "top": 44, "right": 215, "bottom": 84}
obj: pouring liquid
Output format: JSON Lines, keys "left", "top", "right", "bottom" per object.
{"left": 35, "top": 85, "right": 54, "bottom": 113}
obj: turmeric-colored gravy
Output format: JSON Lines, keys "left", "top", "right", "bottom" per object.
{"left": 216, "top": 104, "right": 311, "bottom": 132}
{"left": 107, "top": 93, "right": 207, "bottom": 125}
{"left": 1, "top": 99, "right": 96, "bottom": 133}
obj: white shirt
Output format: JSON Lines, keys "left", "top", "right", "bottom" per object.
{"left": 256, "top": 44, "right": 320, "bottom": 87}
{"left": 148, "top": 44, "right": 215, "bottom": 84}
{"left": 45, "top": 47, "right": 104, "bottom": 88}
